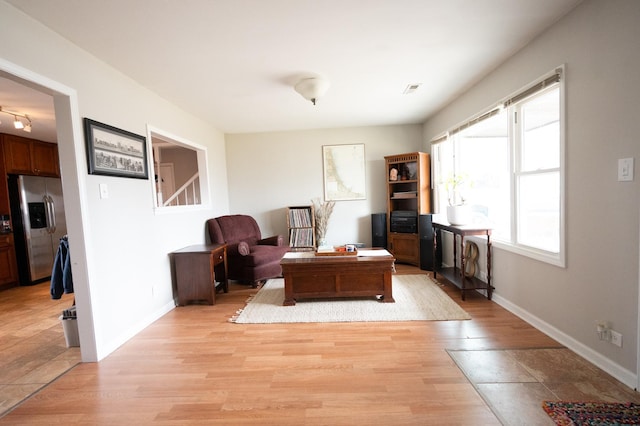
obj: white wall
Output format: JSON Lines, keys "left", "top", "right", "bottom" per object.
{"left": 0, "top": 2, "right": 230, "bottom": 361}
{"left": 226, "top": 125, "right": 423, "bottom": 246}
{"left": 423, "top": 0, "right": 640, "bottom": 386}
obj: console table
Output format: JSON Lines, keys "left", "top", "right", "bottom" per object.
{"left": 432, "top": 222, "right": 493, "bottom": 300}
{"left": 171, "top": 244, "right": 228, "bottom": 306}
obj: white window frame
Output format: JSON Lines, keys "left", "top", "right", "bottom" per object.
{"left": 146, "top": 125, "right": 211, "bottom": 214}
{"left": 507, "top": 82, "right": 565, "bottom": 266}
{"left": 432, "top": 66, "right": 566, "bottom": 267}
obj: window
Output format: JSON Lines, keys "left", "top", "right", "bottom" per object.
{"left": 432, "top": 68, "right": 564, "bottom": 266}
{"left": 514, "top": 87, "right": 561, "bottom": 253}
{"left": 147, "top": 126, "right": 210, "bottom": 211}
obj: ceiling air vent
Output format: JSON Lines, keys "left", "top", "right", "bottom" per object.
{"left": 403, "top": 83, "right": 421, "bottom": 94}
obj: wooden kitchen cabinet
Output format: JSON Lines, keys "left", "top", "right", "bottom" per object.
{"left": 0, "top": 140, "right": 9, "bottom": 216}
{"left": 2, "top": 134, "right": 59, "bottom": 177}
{"left": 0, "top": 233, "right": 18, "bottom": 289}
{"left": 31, "top": 140, "right": 60, "bottom": 176}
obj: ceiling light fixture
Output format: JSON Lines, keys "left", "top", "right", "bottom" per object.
{"left": 294, "top": 76, "right": 330, "bottom": 105}
{"left": 14, "top": 117, "right": 24, "bottom": 129}
{"left": 0, "top": 106, "right": 32, "bottom": 133}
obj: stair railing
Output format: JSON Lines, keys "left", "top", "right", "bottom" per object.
{"left": 163, "top": 172, "right": 200, "bottom": 206}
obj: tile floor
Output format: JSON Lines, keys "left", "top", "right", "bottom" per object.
{"left": 0, "top": 282, "right": 81, "bottom": 417}
{"left": 449, "top": 347, "right": 640, "bottom": 425}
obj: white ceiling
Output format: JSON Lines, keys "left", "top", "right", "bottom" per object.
{"left": 2, "top": 0, "right": 582, "bottom": 140}
{"left": 0, "top": 75, "right": 57, "bottom": 142}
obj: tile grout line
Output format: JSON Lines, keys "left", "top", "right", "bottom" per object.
{"left": 0, "top": 362, "right": 81, "bottom": 419}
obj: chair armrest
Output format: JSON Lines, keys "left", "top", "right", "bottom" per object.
{"left": 258, "top": 235, "right": 284, "bottom": 246}
{"left": 226, "top": 243, "right": 246, "bottom": 257}
{"left": 237, "top": 241, "right": 250, "bottom": 256}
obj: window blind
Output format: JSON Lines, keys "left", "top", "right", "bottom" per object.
{"left": 503, "top": 71, "right": 561, "bottom": 107}
{"left": 448, "top": 108, "right": 501, "bottom": 137}
{"left": 432, "top": 68, "right": 562, "bottom": 144}
{"left": 430, "top": 134, "right": 448, "bottom": 145}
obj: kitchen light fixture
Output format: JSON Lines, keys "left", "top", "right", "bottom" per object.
{"left": 0, "top": 106, "right": 32, "bottom": 133}
{"left": 294, "top": 76, "right": 330, "bottom": 105}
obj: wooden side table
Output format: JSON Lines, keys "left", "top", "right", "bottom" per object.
{"left": 171, "top": 244, "right": 228, "bottom": 306}
{"left": 432, "top": 222, "right": 493, "bottom": 301}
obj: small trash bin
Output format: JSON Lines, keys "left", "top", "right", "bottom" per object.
{"left": 60, "top": 313, "right": 80, "bottom": 347}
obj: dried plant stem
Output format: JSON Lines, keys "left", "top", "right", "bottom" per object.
{"left": 311, "top": 198, "right": 335, "bottom": 245}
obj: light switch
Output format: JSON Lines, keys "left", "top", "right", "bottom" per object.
{"left": 618, "top": 158, "right": 634, "bottom": 182}
{"left": 99, "top": 183, "right": 109, "bottom": 199}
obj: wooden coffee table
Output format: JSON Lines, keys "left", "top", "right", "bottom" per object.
{"left": 279, "top": 249, "right": 395, "bottom": 306}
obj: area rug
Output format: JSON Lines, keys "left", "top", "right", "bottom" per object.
{"left": 230, "top": 274, "right": 470, "bottom": 324}
{"left": 542, "top": 401, "right": 640, "bottom": 425}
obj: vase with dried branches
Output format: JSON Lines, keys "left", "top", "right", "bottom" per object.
{"left": 311, "top": 197, "right": 335, "bottom": 248}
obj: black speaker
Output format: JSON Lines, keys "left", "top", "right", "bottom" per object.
{"left": 371, "top": 213, "right": 387, "bottom": 248}
{"left": 419, "top": 214, "right": 442, "bottom": 271}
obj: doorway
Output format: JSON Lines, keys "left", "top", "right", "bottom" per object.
{"left": 157, "top": 163, "right": 175, "bottom": 206}
{"left": 0, "top": 59, "right": 95, "bottom": 414}
{"left": 0, "top": 59, "right": 96, "bottom": 365}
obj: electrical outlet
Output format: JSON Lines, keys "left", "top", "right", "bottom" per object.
{"left": 596, "top": 321, "right": 609, "bottom": 341}
{"left": 610, "top": 330, "right": 623, "bottom": 347}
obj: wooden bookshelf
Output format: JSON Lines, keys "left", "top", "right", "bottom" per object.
{"left": 286, "top": 205, "right": 315, "bottom": 251}
{"left": 385, "top": 152, "right": 431, "bottom": 266}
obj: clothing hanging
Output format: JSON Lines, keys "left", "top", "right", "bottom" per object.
{"left": 51, "top": 235, "right": 73, "bottom": 300}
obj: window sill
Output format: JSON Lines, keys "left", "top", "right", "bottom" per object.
{"left": 492, "top": 239, "right": 565, "bottom": 268}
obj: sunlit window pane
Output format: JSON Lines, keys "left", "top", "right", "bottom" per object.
{"left": 517, "top": 172, "right": 559, "bottom": 252}
{"left": 434, "top": 140, "right": 454, "bottom": 211}
{"left": 521, "top": 89, "right": 560, "bottom": 171}
{"left": 456, "top": 113, "right": 510, "bottom": 239}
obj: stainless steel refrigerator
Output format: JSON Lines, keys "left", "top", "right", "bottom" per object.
{"left": 10, "top": 175, "right": 67, "bottom": 285}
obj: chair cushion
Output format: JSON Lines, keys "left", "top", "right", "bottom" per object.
{"left": 209, "top": 215, "right": 261, "bottom": 245}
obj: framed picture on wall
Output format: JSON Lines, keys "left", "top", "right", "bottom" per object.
{"left": 83, "top": 118, "right": 149, "bottom": 179}
{"left": 322, "top": 143, "right": 366, "bottom": 201}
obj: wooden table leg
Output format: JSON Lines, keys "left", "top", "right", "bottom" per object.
{"left": 380, "top": 269, "right": 395, "bottom": 303}
{"left": 283, "top": 275, "right": 296, "bottom": 306}
{"left": 487, "top": 234, "right": 492, "bottom": 300}
{"left": 459, "top": 235, "right": 466, "bottom": 301}
{"left": 432, "top": 226, "right": 438, "bottom": 279}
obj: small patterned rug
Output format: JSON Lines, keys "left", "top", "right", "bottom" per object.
{"left": 230, "top": 274, "right": 471, "bottom": 324}
{"left": 542, "top": 401, "right": 640, "bottom": 425}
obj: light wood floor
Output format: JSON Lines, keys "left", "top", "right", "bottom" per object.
{"left": 0, "top": 265, "right": 636, "bottom": 425}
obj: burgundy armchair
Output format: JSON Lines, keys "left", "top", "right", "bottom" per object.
{"left": 207, "top": 215, "right": 289, "bottom": 287}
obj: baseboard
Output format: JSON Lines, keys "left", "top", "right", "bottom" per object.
{"left": 492, "top": 293, "right": 637, "bottom": 390}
